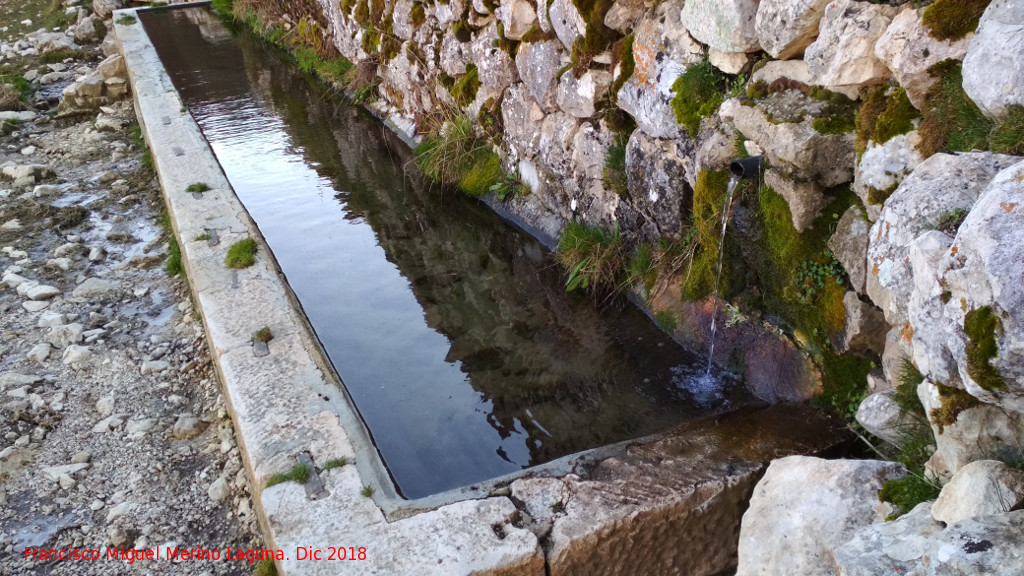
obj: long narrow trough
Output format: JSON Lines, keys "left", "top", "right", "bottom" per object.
{"left": 116, "top": 4, "right": 850, "bottom": 575}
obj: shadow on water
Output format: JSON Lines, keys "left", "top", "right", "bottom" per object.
{"left": 141, "top": 8, "right": 748, "bottom": 499}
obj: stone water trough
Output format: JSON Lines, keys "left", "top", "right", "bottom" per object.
{"left": 115, "top": 3, "right": 849, "bottom": 574}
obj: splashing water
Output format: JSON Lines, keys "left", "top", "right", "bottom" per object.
{"left": 706, "top": 174, "right": 742, "bottom": 375}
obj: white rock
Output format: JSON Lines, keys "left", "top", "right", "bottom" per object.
{"left": 207, "top": 475, "right": 230, "bottom": 502}
{"left": 71, "top": 277, "right": 119, "bottom": 300}
{"left": 708, "top": 48, "right": 747, "bottom": 74}
{"left": 875, "top": 8, "right": 973, "bottom": 109}
{"left": 92, "top": 414, "right": 124, "bottom": 433}
{"left": 555, "top": 69, "right": 611, "bottom": 118}
{"left": 962, "top": 0, "right": 1024, "bottom": 118}
{"left": 126, "top": 418, "right": 157, "bottom": 436}
{"left": 41, "top": 463, "right": 89, "bottom": 482}
{"left": 856, "top": 389, "right": 929, "bottom": 448}
{"left": 22, "top": 301, "right": 50, "bottom": 312}
{"left": 736, "top": 456, "right": 906, "bottom": 576}
{"left": 1, "top": 219, "right": 23, "bottom": 231}
{"left": 26, "top": 343, "right": 51, "bottom": 362}
{"left": 88, "top": 246, "right": 105, "bottom": 262}
{"left": 854, "top": 130, "right": 925, "bottom": 222}
{"left": 832, "top": 502, "right": 944, "bottom": 575}
{"left": 682, "top": 0, "right": 761, "bottom": 53}
{"left": 58, "top": 474, "right": 76, "bottom": 489}
{"left": 62, "top": 344, "right": 92, "bottom": 365}
{"left": 141, "top": 360, "right": 170, "bottom": 374}
{"left": 25, "top": 284, "right": 60, "bottom": 301}
{"left": 755, "top": 0, "right": 830, "bottom": 60}
{"left": 37, "top": 311, "right": 64, "bottom": 328}
{"left": 497, "top": 0, "right": 536, "bottom": 40}
{"left": 804, "top": 0, "right": 898, "bottom": 88}
{"left": 96, "top": 395, "right": 115, "bottom": 416}
{"left": 46, "top": 258, "right": 72, "bottom": 272}
{"left": 838, "top": 291, "right": 888, "bottom": 356}
{"left": 548, "top": 0, "right": 585, "bottom": 51}
{"left": 932, "top": 460, "right": 1024, "bottom": 525}
{"left": 48, "top": 323, "right": 84, "bottom": 348}
{"left": 106, "top": 501, "right": 133, "bottom": 522}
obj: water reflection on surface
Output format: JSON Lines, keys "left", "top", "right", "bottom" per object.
{"left": 142, "top": 8, "right": 739, "bottom": 498}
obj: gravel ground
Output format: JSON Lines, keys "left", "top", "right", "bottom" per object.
{"left": 1, "top": 3, "right": 266, "bottom": 574}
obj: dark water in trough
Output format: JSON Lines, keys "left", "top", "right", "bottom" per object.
{"left": 141, "top": 8, "right": 740, "bottom": 499}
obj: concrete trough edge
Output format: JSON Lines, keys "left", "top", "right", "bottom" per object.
{"left": 114, "top": 6, "right": 547, "bottom": 575}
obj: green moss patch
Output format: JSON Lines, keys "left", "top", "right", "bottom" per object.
{"left": 410, "top": 3, "right": 426, "bottom": 28}
{"left": 867, "top": 183, "right": 898, "bottom": 207}
{"left": 918, "top": 60, "right": 992, "bottom": 157}
{"left": 930, "top": 382, "right": 982, "bottom": 432}
{"left": 609, "top": 34, "right": 635, "bottom": 103}
{"left": 856, "top": 86, "right": 920, "bottom": 157}
{"left": 894, "top": 357, "right": 927, "bottom": 418}
{"left": 879, "top": 475, "right": 940, "bottom": 520}
{"left": 603, "top": 134, "right": 628, "bottom": 196}
{"left": 226, "top": 238, "right": 258, "bottom": 268}
{"left": 671, "top": 61, "right": 726, "bottom": 139}
{"left": 963, "top": 306, "right": 1007, "bottom": 392}
{"left": 922, "top": 0, "right": 992, "bottom": 41}
{"left": 458, "top": 150, "right": 502, "bottom": 196}
{"left": 39, "top": 47, "right": 82, "bottom": 64}
{"left": 681, "top": 169, "right": 733, "bottom": 301}
{"left": 451, "top": 64, "right": 480, "bottom": 108}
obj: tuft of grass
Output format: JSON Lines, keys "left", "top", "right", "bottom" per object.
{"left": 878, "top": 475, "right": 940, "bottom": 520}
{"left": 416, "top": 111, "right": 501, "bottom": 197}
{"left": 963, "top": 306, "right": 1007, "bottom": 392}
{"left": 989, "top": 106, "right": 1024, "bottom": 155}
{"left": 930, "top": 382, "right": 981, "bottom": 433}
{"left": 557, "top": 222, "right": 625, "bottom": 295}
{"left": 195, "top": 233, "right": 211, "bottom": 241}
{"left": 603, "top": 134, "right": 628, "bottom": 196}
{"left": 186, "top": 182, "right": 211, "bottom": 193}
{"left": 917, "top": 60, "right": 993, "bottom": 158}
{"left": 609, "top": 34, "right": 634, "bottom": 103}
{"left": 322, "top": 457, "right": 348, "bottom": 470}
{"left": 360, "top": 484, "right": 375, "bottom": 497}
{"left": 166, "top": 237, "right": 183, "bottom": 277}
{"left": 39, "top": 47, "right": 81, "bottom": 64}
{"left": 654, "top": 310, "right": 678, "bottom": 332}
{"left": 254, "top": 326, "right": 273, "bottom": 343}
{"left": 893, "top": 357, "right": 926, "bottom": 418}
{"left": 116, "top": 15, "right": 138, "bottom": 25}
{"left": 226, "top": 238, "right": 259, "bottom": 268}
{"left": 549, "top": 500, "right": 566, "bottom": 514}
{"left": 671, "top": 61, "right": 726, "bottom": 139}
{"left": 625, "top": 244, "right": 656, "bottom": 296}
{"left": 265, "top": 463, "right": 309, "bottom": 488}
{"left": 254, "top": 559, "right": 278, "bottom": 576}
{"left": 921, "top": 0, "right": 991, "bottom": 41}
{"left": 856, "top": 86, "right": 888, "bottom": 159}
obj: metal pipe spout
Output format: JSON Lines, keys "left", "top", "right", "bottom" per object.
{"left": 729, "top": 155, "right": 764, "bottom": 180}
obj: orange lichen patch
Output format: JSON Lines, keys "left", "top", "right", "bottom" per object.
{"left": 1000, "top": 202, "right": 1017, "bottom": 213}
{"left": 872, "top": 263, "right": 880, "bottom": 276}
{"left": 901, "top": 321, "right": 914, "bottom": 343}
{"left": 631, "top": 21, "right": 658, "bottom": 89}
{"left": 960, "top": 297, "right": 968, "bottom": 311}
{"left": 950, "top": 244, "right": 958, "bottom": 255}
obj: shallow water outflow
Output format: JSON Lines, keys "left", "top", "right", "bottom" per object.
{"left": 141, "top": 8, "right": 742, "bottom": 499}
{"left": 706, "top": 174, "right": 741, "bottom": 375}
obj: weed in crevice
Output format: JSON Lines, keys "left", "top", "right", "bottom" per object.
{"left": 489, "top": 172, "right": 528, "bottom": 201}
{"left": 557, "top": 221, "right": 625, "bottom": 296}
{"left": 918, "top": 60, "right": 992, "bottom": 157}
{"left": 195, "top": 233, "right": 211, "bottom": 241}
{"left": 226, "top": 237, "right": 258, "bottom": 268}
{"left": 322, "top": 458, "right": 348, "bottom": 471}
{"left": 549, "top": 500, "right": 565, "bottom": 514}
{"left": 254, "top": 326, "right": 273, "bottom": 343}
{"left": 116, "top": 15, "right": 138, "bottom": 25}
{"left": 878, "top": 474, "right": 940, "bottom": 520}
{"left": 963, "top": 306, "right": 1006, "bottom": 392}
{"left": 415, "top": 111, "right": 500, "bottom": 196}
{"left": 935, "top": 208, "right": 967, "bottom": 236}
{"left": 856, "top": 85, "right": 920, "bottom": 157}
{"left": 603, "top": 134, "right": 628, "bottom": 196}
{"left": 625, "top": 244, "right": 656, "bottom": 298}
{"left": 265, "top": 463, "right": 310, "bottom": 488}
{"left": 450, "top": 64, "right": 480, "bottom": 108}
{"left": 360, "top": 485, "right": 375, "bottom": 497}
{"left": 930, "top": 381, "right": 982, "bottom": 432}
{"left": 893, "top": 357, "right": 927, "bottom": 419}
{"left": 166, "top": 236, "right": 183, "bottom": 277}
{"left": 186, "top": 182, "right": 211, "bottom": 193}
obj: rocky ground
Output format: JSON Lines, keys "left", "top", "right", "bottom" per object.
{"left": 1, "top": 3, "right": 264, "bottom": 574}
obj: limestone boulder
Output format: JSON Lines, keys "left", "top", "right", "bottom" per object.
{"left": 604, "top": 0, "right": 645, "bottom": 33}
{"left": 556, "top": 70, "right": 611, "bottom": 118}
{"left": 749, "top": 58, "right": 859, "bottom": 100}
{"left": 516, "top": 40, "right": 566, "bottom": 110}
{"left": 498, "top": 0, "right": 537, "bottom": 40}
{"left": 736, "top": 456, "right": 907, "bottom": 576}
{"left": 538, "top": 112, "right": 581, "bottom": 180}
{"left": 828, "top": 204, "right": 870, "bottom": 294}
{"left": 763, "top": 169, "right": 827, "bottom": 233}
{"left": 875, "top": 8, "right": 973, "bottom": 109}
{"left": 932, "top": 460, "right": 1024, "bottom": 525}
{"left": 720, "top": 96, "right": 855, "bottom": 188}
{"left": 854, "top": 130, "right": 925, "bottom": 222}
{"left": 616, "top": 7, "right": 703, "bottom": 140}
{"left": 93, "top": 0, "right": 123, "bottom": 19}
{"left": 695, "top": 121, "right": 737, "bottom": 176}
{"left": 918, "top": 381, "right": 1024, "bottom": 481}
{"left": 908, "top": 158, "right": 1024, "bottom": 413}
{"left": 923, "top": 510, "right": 1024, "bottom": 574}
{"left": 392, "top": 0, "right": 419, "bottom": 40}
{"left": 855, "top": 390, "right": 929, "bottom": 448}
{"left": 615, "top": 129, "right": 695, "bottom": 244}
{"left": 469, "top": 23, "right": 517, "bottom": 102}
{"left": 501, "top": 83, "right": 546, "bottom": 158}
{"left": 681, "top": 0, "right": 761, "bottom": 54}
{"left": 865, "top": 152, "right": 1016, "bottom": 328}
{"left": 708, "top": 48, "right": 748, "bottom": 75}
{"left": 434, "top": 0, "right": 466, "bottom": 28}
{"left": 832, "top": 502, "right": 945, "bottom": 576}
{"left": 439, "top": 32, "right": 469, "bottom": 77}
{"left": 838, "top": 292, "right": 888, "bottom": 357}
{"left": 548, "top": 0, "right": 585, "bottom": 51}
{"left": 804, "top": 0, "right": 898, "bottom": 88}
{"left": 755, "top": 0, "right": 830, "bottom": 60}
{"left": 74, "top": 16, "right": 100, "bottom": 44}
{"left": 962, "top": 0, "right": 1024, "bottom": 118}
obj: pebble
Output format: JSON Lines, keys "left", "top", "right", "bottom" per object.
{"left": 41, "top": 463, "right": 89, "bottom": 482}
{"left": 90, "top": 499, "right": 104, "bottom": 511}
{"left": 207, "top": 476, "right": 229, "bottom": 502}
{"left": 26, "top": 342, "right": 52, "bottom": 362}
{"left": 62, "top": 344, "right": 92, "bottom": 365}
{"left": 142, "top": 360, "right": 170, "bottom": 374}
{"left": 96, "top": 396, "right": 115, "bottom": 416}
{"left": 25, "top": 284, "right": 61, "bottom": 301}
{"left": 22, "top": 300, "right": 50, "bottom": 312}
{"left": 71, "top": 451, "right": 91, "bottom": 464}
{"left": 88, "top": 246, "right": 106, "bottom": 262}
{"left": 21, "top": 146, "right": 36, "bottom": 155}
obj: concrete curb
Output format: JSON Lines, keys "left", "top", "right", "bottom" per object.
{"left": 115, "top": 7, "right": 546, "bottom": 574}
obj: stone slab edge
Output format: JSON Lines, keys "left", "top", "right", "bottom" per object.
{"left": 114, "top": 7, "right": 544, "bottom": 575}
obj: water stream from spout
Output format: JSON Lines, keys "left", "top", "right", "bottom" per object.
{"left": 706, "top": 174, "right": 742, "bottom": 375}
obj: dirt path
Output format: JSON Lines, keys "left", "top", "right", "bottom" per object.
{"left": 1, "top": 2, "right": 265, "bottom": 574}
